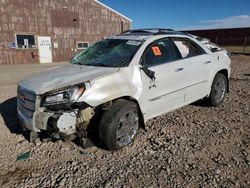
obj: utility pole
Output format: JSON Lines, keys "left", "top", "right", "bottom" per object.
{"left": 243, "top": 35, "right": 247, "bottom": 54}
{"left": 215, "top": 36, "right": 218, "bottom": 44}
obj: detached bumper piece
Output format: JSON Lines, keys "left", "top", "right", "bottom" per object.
{"left": 30, "top": 110, "right": 78, "bottom": 141}
{"left": 46, "top": 112, "right": 78, "bottom": 141}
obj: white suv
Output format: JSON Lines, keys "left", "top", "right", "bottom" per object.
{"left": 17, "top": 29, "right": 231, "bottom": 150}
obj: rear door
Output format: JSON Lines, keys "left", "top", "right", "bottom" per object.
{"left": 138, "top": 38, "right": 186, "bottom": 120}
{"left": 171, "top": 37, "right": 212, "bottom": 103}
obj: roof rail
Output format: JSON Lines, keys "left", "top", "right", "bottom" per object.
{"left": 120, "top": 28, "right": 186, "bottom": 36}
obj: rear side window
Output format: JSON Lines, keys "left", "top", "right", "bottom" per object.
{"left": 171, "top": 38, "right": 205, "bottom": 58}
{"left": 143, "top": 38, "right": 180, "bottom": 67}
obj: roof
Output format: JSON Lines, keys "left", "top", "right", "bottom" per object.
{"left": 121, "top": 28, "right": 185, "bottom": 35}
{"left": 107, "top": 35, "right": 150, "bottom": 41}
{"left": 94, "top": 0, "right": 132, "bottom": 22}
{"left": 107, "top": 29, "right": 191, "bottom": 41}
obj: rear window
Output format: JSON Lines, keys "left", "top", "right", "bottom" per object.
{"left": 193, "top": 36, "right": 222, "bottom": 52}
{"left": 171, "top": 38, "right": 205, "bottom": 58}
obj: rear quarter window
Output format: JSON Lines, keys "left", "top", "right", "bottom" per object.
{"left": 171, "top": 37, "right": 206, "bottom": 58}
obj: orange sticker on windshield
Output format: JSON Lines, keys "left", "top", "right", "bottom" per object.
{"left": 152, "top": 46, "right": 162, "bottom": 56}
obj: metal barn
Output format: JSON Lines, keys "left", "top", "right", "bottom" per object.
{"left": 0, "top": 0, "right": 131, "bottom": 64}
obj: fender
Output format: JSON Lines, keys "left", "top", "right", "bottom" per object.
{"left": 207, "top": 51, "right": 231, "bottom": 95}
{"left": 78, "top": 66, "right": 143, "bottom": 107}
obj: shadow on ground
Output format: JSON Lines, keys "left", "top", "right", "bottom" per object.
{"left": 190, "top": 99, "right": 211, "bottom": 107}
{"left": 0, "top": 97, "right": 23, "bottom": 134}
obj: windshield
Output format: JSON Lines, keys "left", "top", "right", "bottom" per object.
{"left": 70, "top": 39, "right": 142, "bottom": 67}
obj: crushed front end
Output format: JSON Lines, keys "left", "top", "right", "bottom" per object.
{"left": 17, "top": 84, "right": 94, "bottom": 142}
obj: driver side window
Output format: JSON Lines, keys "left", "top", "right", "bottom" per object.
{"left": 143, "top": 38, "right": 180, "bottom": 67}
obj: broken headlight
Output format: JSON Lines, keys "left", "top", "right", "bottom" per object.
{"left": 42, "top": 85, "right": 85, "bottom": 107}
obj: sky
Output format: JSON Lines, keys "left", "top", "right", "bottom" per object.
{"left": 99, "top": 0, "right": 250, "bottom": 30}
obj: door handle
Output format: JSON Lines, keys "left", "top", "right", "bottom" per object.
{"left": 204, "top": 61, "right": 211, "bottom": 64}
{"left": 175, "top": 67, "right": 184, "bottom": 72}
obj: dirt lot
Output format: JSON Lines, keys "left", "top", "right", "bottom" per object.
{"left": 0, "top": 56, "right": 249, "bottom": 187}
{"left": 223, "top": 46, "right": 250, "bottom": 55}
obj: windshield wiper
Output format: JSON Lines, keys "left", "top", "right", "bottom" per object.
{"left": 120, "top": 55, "right": 134, "bottom": 67}
{"left": 75, "top": 62, "right": 83, "bottom": 65}
{"left": 94, "top": 62, "right": 108, "bottom": 67}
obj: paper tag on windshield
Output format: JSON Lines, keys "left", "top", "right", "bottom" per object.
{"left": 126, "top": 40, "right": 141, "bottom": 46}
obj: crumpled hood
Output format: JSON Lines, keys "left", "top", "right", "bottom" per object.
{"left": 19, "top": 64, "right": 118, "bottom": 94}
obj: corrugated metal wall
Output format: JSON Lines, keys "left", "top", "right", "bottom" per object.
{"left": 0, "top": 0, "right": 131, "bottom": 64}
{"left": 182, "top": 27, "right": 250, "bottom": 46}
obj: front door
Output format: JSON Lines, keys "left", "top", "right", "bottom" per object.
{"left": 37, "top": 36, "right": 52, "bottom": 63}
{"left": 138, "top": 38, "right": 185, "bottom": 121}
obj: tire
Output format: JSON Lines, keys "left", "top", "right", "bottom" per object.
{"left": 207, "top": 73, "right": 227, "bottom": 106}
{"left": 98, "top": 99, "right": 140, "bottom": 151}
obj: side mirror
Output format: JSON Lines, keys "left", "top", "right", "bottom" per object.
{"left": 140, "top": 65, "right": 156, "bottom": 81}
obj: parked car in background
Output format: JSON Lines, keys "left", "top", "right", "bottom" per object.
{"left": 17, "top": 29, "right": 231, "bottom": 150}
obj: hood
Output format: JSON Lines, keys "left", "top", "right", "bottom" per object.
{"left": 19, "top": 64, "right": 118, "bottom": 94}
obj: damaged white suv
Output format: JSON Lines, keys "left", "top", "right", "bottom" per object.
{"left": 17, "top": 29, "right": 231, "bottom": 150}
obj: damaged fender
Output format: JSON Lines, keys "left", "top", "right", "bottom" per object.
{"left": 78, "top": 66, "right": 143, "bottom": 107}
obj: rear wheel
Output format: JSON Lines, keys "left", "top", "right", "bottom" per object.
{"left": 207, "top": 73, "right": 227, "bottom": 106}
{"left": 98, "top": 99, "right": 140, "bottom": 150}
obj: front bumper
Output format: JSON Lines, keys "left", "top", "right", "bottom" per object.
{"left": 17, "top": 85, "right": 77, "bottom": 134}
{"left": 17, "top": 85, "right": 94, "bottom": 136}
{"left": 17, "top": 108, "right": 78, "bottom": 135}
{"left": 17, "top": 108, "right": 40, "bottom": 132}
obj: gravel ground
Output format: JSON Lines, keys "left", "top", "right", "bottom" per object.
{"left": 0, "top": 56, "right": 249, "bottom": 187}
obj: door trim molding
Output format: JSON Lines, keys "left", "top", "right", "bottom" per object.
{"left": 149, "top": 80, "right": 208, "bottom": 102}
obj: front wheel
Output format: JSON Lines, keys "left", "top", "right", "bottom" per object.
{"left": 98, "top": 99, "right": 140, "bottom": 150}
{"left": 207, "top": 73, "right": 227, "bottom": 106}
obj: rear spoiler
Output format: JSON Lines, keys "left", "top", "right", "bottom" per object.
{"left": 188, "top": 34, "right": 224, "bottom": 52}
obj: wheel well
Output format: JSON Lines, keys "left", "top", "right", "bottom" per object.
{"left": 99, "top": 96, "right": 146, "bottom": 131}
{"left": 116, "top": 97, "right": 146, "bottom": 130}
{"left": 217, "top": 69, "right": 229, "bottom": 93}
